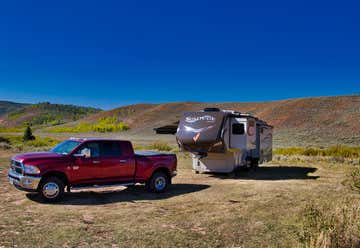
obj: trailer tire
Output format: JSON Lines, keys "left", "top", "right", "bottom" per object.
{"left": 146, "top": 171, "right": 169, "bottom": 193}
{"left": 251, "top": 158, "right": 259, "bottom": 170}
{"left": 39, "top": 176, "right": 65, "bottom": 203}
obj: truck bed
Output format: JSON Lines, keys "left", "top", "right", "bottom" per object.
{"left": 134, "top": 151, "right": 177, "bottom": 181}
{"left": 135, "top": 151, "right": 175, "bottom": 157}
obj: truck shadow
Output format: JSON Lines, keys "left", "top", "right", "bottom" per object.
{"left": 210, "top": 166, "right": 319, "bottom": 180}
{"left": 26, "top": 183, "right": 210, "bottom": 205}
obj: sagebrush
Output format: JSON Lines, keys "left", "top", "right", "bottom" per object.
{"left": 275, "top": 146, "right": 360, "bottom": 158}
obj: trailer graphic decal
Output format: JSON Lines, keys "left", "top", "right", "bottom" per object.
{"left": 184, "top": 125, "right": 215, "bottom": 133}
{"left": 193, "top": 132, "right": 201, "bottom": 142}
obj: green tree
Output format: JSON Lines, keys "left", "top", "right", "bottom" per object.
{"left": 23, "top": 124, "right": 35, "bottom": 141}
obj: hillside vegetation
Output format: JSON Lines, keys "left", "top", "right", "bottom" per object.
{"left": 48, "top": 117, "right": 129, "bottom": 133}
{"left": 1, "top": 95, "right": 360, "bottom": 147}
{"left": 0, "top": 102, "right": 101, "bottom": 129}
{"left": 275, "top": 146, "right": 360, "bottom": 158}
{"left": 66, "top": 94, "right": 360, "bottom": 147}
{"left": 0, "top": 101, "right": 28, "bottom": 116}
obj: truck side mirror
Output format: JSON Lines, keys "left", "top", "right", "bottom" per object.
{"left": 74, "top": 148, "right": 91, "bottom": 159}
{"left": 82, "top": 148, "right": 91, "bottom": 158}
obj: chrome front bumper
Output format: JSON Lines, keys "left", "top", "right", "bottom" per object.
{"left": 8, "top": 170, "right": 41, "bottom": 191}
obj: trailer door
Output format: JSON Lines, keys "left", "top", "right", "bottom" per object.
{"left": 229, "top": 118, "right": 246, "bottom": 149}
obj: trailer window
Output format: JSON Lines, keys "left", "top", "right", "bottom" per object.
{"left": 232, "top": 123, "right": 245, "bottom": 135}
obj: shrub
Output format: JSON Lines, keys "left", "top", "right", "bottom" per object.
{"left": 298, "top": 202, "right": 360, "bottom": 247}
{"left": 0, "top": 136, "right": 10, "bottom": 143}
{"left": 147, "top": 141, "right": 173, "bottom": 151}
{"left": 132, "top": 144, "right": 145, "bottom": 150}
{"left": 0, "top": 142, "right": 11, "bottom": 150}
{"left": 25, "top": 137, "right": 59, "bottom": 148}
{"left": 23, "top": 125, "right": 35, "bottom": 141}
{"left": 0, "top": 135, "right": 60, "bottom": 151}
{"left": 351, "top": 167, "right": 360, "bottom": 191}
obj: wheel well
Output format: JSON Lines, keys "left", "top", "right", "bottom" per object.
{"left": 152, "top": 167, "right": 171, "bottom": 181}
{"left": 40, "top": 171, "right": 69, "bottom": 187}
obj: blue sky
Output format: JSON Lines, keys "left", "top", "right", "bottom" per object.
{"left": 0, "top": 0, "right": 359, "bottom": 109}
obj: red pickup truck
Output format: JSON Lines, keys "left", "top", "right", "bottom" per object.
{"left": 8, "top": 138, "right": 177, "bottom": 202}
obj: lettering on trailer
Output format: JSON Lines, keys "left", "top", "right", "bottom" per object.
{"left": 185, "top": 115, "right": 216, "bottom": 123}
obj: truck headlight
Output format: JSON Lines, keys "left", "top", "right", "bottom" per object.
{"left": 24, "top": 165, "right": 41, "bottom": 175}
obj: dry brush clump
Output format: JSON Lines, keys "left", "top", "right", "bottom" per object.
{"left": 132, "top": 141, "right": 174, "bottom": 152}
{"left": 274, "top": 146, "right": 360, "bottom": 159}
{"left": 350, "top": 167, "right": 360, "bottom": 191}
{"left": 298, "top": 200, "right": 360, "bottom": 248}
{"left": 145, "top": 141, "right": 173, "bottom": 151}
{"left": 0, "top": 135, "right": 60, "bottom": 152}
{"left": 273, "top": 154, "right": 360, "bottom": 166}
{"left": 274, "top": 146, "right": 360, "bottom": 166}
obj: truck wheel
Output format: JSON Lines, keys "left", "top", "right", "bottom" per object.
{"left": 39, "top": 177, "right": 65, "bottom": 202}
{"left": 147, "top": 171, "right": 169, "bottom": 193}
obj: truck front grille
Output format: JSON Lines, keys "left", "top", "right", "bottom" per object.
{"left": 10, "top": 160, "right": 23, "bottom": 175}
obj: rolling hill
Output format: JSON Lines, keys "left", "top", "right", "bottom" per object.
{"left": 1, "top": 95, "right": 360, "bottom": 147}
{"left": 0, "top": 101, "right": 28, "bottom": 117}
{"left": 72, "top": 95, "right": 360, "bottom": 147}
{"left": 0, "top": 102, "right": 101, "bottom": 128}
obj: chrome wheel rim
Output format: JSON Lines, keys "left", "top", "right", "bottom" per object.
{"left": 42, "top": 182, "right": 60, "bottom": 199}
{"left": 154, "top": 176, "right": 166, "bottom": 191}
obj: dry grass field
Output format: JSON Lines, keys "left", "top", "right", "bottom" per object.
{"left": 1, "top": 147, "right": 359, "bottom": 247}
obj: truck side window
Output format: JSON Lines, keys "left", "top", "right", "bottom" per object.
{"left": 232, "top": 123, "right": 245, "bottom": 135}
{"left": 76, "top": 142, "right": 100, "bottom": 158}
{"left": 101, "top": 141, "right": 122, "bottom": 157}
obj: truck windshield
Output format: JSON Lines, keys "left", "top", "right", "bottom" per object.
{"left": 51, "top": 140, "right": 81, "bottom": 155}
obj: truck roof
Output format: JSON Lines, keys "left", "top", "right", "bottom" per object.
{"left": 69, "top": 137, "right": 131, "bottom": 142}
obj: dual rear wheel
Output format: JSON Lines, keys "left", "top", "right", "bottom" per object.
{"left": 146, "top": 171, "right": 170, "bottom": 193}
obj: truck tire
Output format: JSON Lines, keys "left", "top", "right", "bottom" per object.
{"left": 146, "top": 171, "right": 169, "bottom": 193}
{"left": 39, "top": 176, "right": 65, "bottom": 202}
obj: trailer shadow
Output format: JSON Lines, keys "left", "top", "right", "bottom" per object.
{"left": 26, "top": 183, "right": 210, "bottom": 205}
{"left": 210, "top": 166, "right": 319, "bottom": 180}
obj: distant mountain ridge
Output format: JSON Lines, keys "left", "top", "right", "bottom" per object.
{"left": 0, "top": 101, "right": 101, "bottom": 128}
{"left": 0, "top": 101, "right": 28, "bottom": 116}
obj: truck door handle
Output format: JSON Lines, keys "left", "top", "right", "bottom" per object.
{"left": 119, "top": 159, "right": 127, "bottom": 163}
{"left": 92, "top": 160, "right": 101, "bottom": 164}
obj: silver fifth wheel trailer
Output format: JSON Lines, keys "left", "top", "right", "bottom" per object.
{"left": 176, "top": 108, "right": 273, "bottom": 173}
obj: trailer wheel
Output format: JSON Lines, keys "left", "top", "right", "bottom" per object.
{"left": 251, "top": 158, "right": 259, "bottom": 170}
{"left": 146, "top": 171, "right": 169, "bottom": 193}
